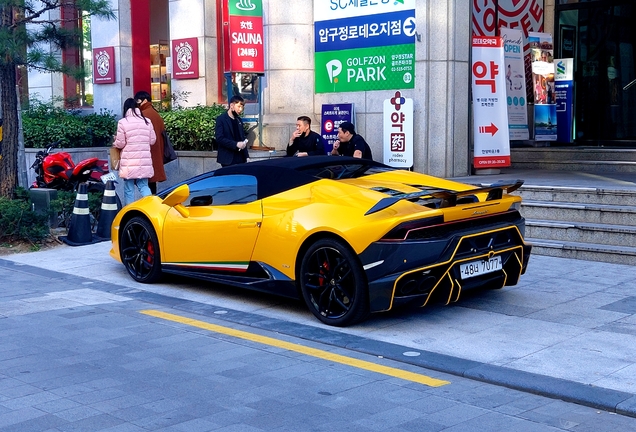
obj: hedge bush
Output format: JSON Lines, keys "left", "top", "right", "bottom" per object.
{"left": 160, "top": 104, "right": 228, "bottom": 151}
{"left": 23, "top": 99, "right": 116, "bottom": 148}
{"left": 0, "top": 190, "right": 50, "bottom": 243}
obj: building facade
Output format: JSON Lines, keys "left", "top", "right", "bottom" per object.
{"left": 47, "top": 1, "right": 636, "bottom": 178}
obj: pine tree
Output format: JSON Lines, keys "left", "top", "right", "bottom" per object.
{"left": 0, "top": 0, "right": 115, "bottom": 197}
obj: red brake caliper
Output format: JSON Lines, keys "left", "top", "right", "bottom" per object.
{"left": 319, "top": 260, "right": 329, "bottom": 286}
{"left": 146, "top": 241, "right": 154, "bottom": 263}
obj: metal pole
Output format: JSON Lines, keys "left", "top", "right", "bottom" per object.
{"left": 16, "top": 85, "right": 28, "bottom": 188}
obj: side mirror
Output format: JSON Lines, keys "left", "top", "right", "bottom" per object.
{"left": 162, "top": 184, "right": 190, "bottom": 218}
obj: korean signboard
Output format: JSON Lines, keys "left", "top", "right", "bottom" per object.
{"left": 92, "top": 47, "right": 115, "bottom": 84}
{"left": 555, "top": 58, "right": 574, "bottom": 143}
{"left": 501, "top": 28, "right": 529, "bottom": 141}
{"left": 314, "top": 0, "right": 416, "bottom": 93}
{"left": 473, "top": 0, "right": 544, "bottom": 103}
{"left": 383, "top": 91, "right": 413, "bottom": 168}
{"left": 321, "top": 104, "right": 355, "bottom": 153}
{"left": 226, "top": 0, "right": 264, "bottom": 73}
{"left": 172, "top": 38, "right": 199, "bottom": 79}
{"left": 471, "top": 36, "right": 511, "bottom": 169}
{"left": 529, "top": 32, "right": 556, "bottom": 141}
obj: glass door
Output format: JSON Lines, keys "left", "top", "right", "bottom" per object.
{"left": 558, "top": 2, "right": 636, "bottom": 146}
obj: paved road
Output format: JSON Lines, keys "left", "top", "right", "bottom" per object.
{"left": 2, "top": 256, "right": 636, "bottom": 431}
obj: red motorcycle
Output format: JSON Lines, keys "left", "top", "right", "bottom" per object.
{"left": 30, "top": 141, "right": 110, "bottom": 192}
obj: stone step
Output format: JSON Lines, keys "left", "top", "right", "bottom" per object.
{"left": 511, "top": 160, "right": 636, "bottom": 173}
{"left": 521, "top": 200, "right": 636, "bottom": 226}
{"left": 511, "top": 148, "right": 636, "bottom": 162}
{"left": 526, "top": 238, "right": 636, "bottom": 266}
{"left": 525, "top": 219, "right": 636, "bottom": 247}
{"left": 514, "top": 186, "right": 636, "bottom": 206}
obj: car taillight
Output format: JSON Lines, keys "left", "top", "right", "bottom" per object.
{"left": 380, "top": 216, "right": 444, "bottom": 241}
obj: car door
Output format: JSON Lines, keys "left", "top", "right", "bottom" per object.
{"left": 161, "top": 174, "right": 262, "bottom": 273}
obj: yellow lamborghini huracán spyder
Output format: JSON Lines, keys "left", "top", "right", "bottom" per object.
{"left": 111, "top": 156, "right": 531, "bottom": 326}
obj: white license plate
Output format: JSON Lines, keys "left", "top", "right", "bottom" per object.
{"left": 100, "top": 172, "right": 117, "bottom": 183}
{"left": 459, "top": 256, "right": 502, "bottom": 280}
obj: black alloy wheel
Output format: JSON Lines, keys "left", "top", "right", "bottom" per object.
{"left": 299, "top": 238, "right": 369, "bottom": 326}
{"left": 120, "top": 216, "right": 162, "bottom": 283}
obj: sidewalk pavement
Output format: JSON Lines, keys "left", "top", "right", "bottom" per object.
{"left": 3, "top": 235, "right": 636, "bottom": 416}
{"left": 2, "top": 168, "right": 636, "bottom": 417}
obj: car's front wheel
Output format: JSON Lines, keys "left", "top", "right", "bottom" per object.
{"left": 120, "top": 216, "right": 162, "bottom": 283}
{"left": 299, "top": 238, "right": 369, "bottom": 326}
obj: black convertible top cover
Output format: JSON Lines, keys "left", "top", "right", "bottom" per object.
{"left": 161, "top": 156, "right": 388, "bottom": 200}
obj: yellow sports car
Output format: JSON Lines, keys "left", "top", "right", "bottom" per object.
{"left": 111, "top": 156, "right": 531, "bottom": 326}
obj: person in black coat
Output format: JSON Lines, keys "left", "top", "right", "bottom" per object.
{"left": 215, "top": 95, "right": 249, "bottom": 167}
{"left": 330, "top": 121, "right": 373, "bottom": 160}
{"left": 286, "top": 116, "right": 326, "bottom": 157}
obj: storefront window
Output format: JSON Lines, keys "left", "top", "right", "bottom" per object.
{"left": 557, "top": 1, "right": 636, "bottom": 145}
{"left": 61, "top": 4, "right": 92, "bottom": 108}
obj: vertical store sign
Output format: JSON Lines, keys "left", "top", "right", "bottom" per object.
{"left": 321, "top": 104, "right": 355, "bottom": 153}
{"left": 501, "top": 28, "right": 529, "bottom": 140}
{"left": 172, "top": 38, "right": 199, "bottom": 79}
{"left": 314, "top": 0, "right": 416, "bottom": 93}
{"left": 92, "top": 47, "right": 116, "bottom": 84}
{"left": 227, "top": 0, "right": 264, "bottom": 73}
{"left": 383, "top": 91, "right": 413, "bottom": 168}
{"left": 473, "top": 0, "right": 544, "bottom": 103}
{"left": 529, "top": 32, "right": 556, "bottom": 141}
{"left": 555, "top": 58, "right": 574, "bottom": 143}
{"left": 471, "top": 36, "right": 511, "bottom": 169}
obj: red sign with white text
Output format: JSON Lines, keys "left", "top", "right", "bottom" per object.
{"left": 228, "top": 15, "right": 264, "bottom": 73}
{"left": 471, "top": 36, "right": 511, "bottom": 169}
{"left": 172, "top": 38, "right": 199, "bottom": 79}
{"left": 92, "top": 47, "right": 115, "bottom": 84}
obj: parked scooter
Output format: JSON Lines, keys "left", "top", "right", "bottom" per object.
{"left": 30, "top": 140, "right": 110, "bottom": 192}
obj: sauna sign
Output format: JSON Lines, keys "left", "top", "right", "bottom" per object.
{"left": 228, "top": 0, "right": 264, "bottom": 73}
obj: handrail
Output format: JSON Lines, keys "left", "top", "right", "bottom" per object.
{"left": 623, "top": 78, "right": 636, "bottom": 91}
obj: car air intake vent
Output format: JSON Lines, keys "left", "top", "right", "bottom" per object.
{"left": 404, "top": 211, "right": 523, "bottom": 241}
{"left": 454, "top": 228, "right": 521, "bottom": 258}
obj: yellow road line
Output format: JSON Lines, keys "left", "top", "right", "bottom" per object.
{"left": 140, "top": 309, "right": 450, "bottom": 388}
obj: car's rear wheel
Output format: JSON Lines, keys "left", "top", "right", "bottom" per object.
{"left": 120, "top": 216, "right": 162, "bottom": 283}
{"left": 299, "top": 238, "right": 369, "bottom": 326}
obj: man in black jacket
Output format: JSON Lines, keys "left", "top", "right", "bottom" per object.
{"left": 330, "top": 121, "right": 373, "bottom": 160}
{"left": 286, "top": 116, "right": 326, "bottom": 157}
{"left": 215, "top": 95, "right": 249, "bottom": 167}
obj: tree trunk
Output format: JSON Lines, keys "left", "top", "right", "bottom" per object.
{"left": 0, "top": 61, "right": 19, "bottom": 198}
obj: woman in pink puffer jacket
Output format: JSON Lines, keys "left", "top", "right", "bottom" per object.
{"left": 113, "top": 98, "right": 156, "bottom": 205}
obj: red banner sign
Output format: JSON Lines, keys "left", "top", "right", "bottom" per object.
{"left": 228, "top": 16, "right": 264, "bottom": 73}
{"left": 92, "top": 47, "right": 115, "bottom": 84}
{"left": 172, "top": 38, "right": 199, "bottom": 80}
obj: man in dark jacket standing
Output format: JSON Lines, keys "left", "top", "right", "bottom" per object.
{"left": 330, "top": 121, "right": 373, "bottom": 160}
{"left": 134, "top": 91, "right": 167, "bottom": 194}
{"left": 286, "top": 116, "right": 326, "bottom": 157}
{"left": 215, "top": 95, "right": 249, "bottom": 167}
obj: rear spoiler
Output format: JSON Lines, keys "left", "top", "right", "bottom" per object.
{"left": 365, "top": 179, "right": 524, "bottom": 216}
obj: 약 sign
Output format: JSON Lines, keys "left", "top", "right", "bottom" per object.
{"left": 471, "top": 36, "right": 511, "bottom": 169}
{"left": 383, "top": 91, "right": 413, "bottom": 168}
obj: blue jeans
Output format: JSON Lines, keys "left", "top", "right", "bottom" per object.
{"left": 123, "top": 178, "right": 151, "bottom": 206}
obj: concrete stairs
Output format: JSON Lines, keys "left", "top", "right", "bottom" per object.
{"left": 514, "top": 185, "right": 636, "bottom": 265}
{"left": 510, "top": 147, "right": 636, "bottom": 173}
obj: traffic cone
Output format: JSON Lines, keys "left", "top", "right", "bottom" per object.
{"left": 96, "top": 180, "right": 119, "bottom": 240}
{"left": 59, "top": 183, "right": 97, "bottom": 246}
